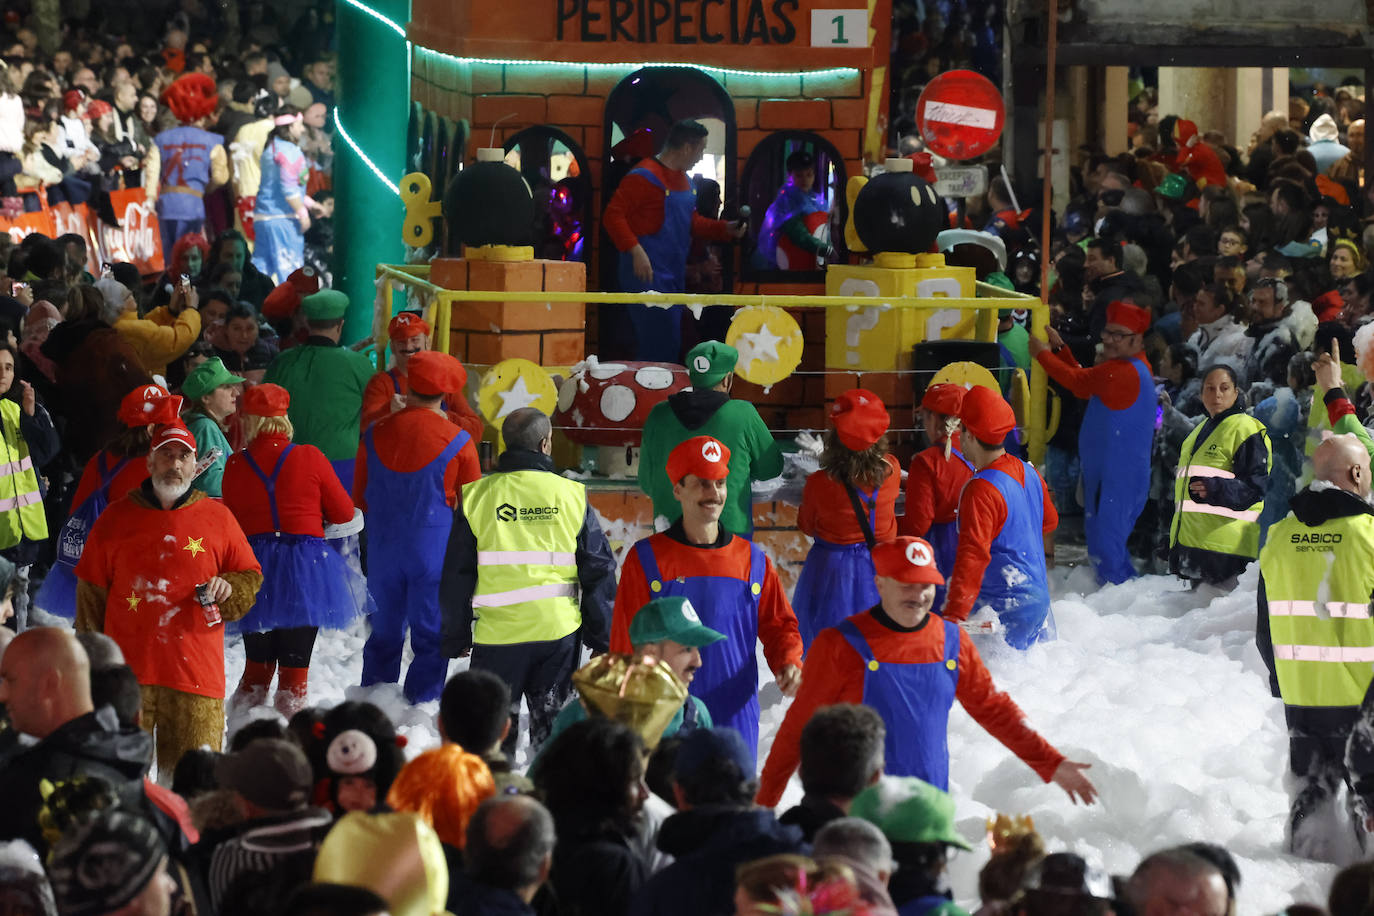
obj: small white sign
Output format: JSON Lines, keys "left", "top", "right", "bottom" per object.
{"left": 933, "top": 166, "right": 989, "bottom": 198}
{"left": 923, "top": 101, "right": 1000, "bottom": 130}
{"left": 811, "top": 8, "right": 868, "bottom": 47}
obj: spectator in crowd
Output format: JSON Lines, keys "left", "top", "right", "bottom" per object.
{"left": 439, "top": 668, "right": 533, "bottom": 795}
{"left": 48, "top": 810, "right": 178, "bottom": 916}
{"left": 1125, "top": 849, "right": 1228, "bottom": 916}
{"left": 456, "top": 795, "right": 557, "bottom": 916}
{"left": 778, "top": 704, "right": 886, "bottom": 842}
{"left": 179, "top": 355, "right": 244, "bottom": 497}
{"left": 812, "top": 817, "right": 899, "bottom": 915}
{"left": 104, "top": 274, "right": 202, "bottom": 377}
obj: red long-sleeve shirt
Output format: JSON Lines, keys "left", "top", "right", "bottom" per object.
{"left": 899, "top": 437, "right": 975, "bottom": 537}
{"left": 221, "top": 433, "right": 355, "bottom": 537}
{"left": 797, "top": 455, "right": 901, "bottom": 544}
{"left": 1035, "top": 348, "right": 1152, "bottom": 409}
{"left": 610, "top": 530, "right": 803, "bottom": 677}
{"left": 352, "top": 407, "right": 481, "bottom": 511}
{"left": 71, "top": 450, "right": 152, "bottom": 513}
{"left": 361, "top": 368, "right": 486, "bottom": 443}
{"left": 602, "top": 158, "right": 737, "bottom": 253}
{"left": 942, "top": 454, "right": 1058, "bottom": 622}
{"left": 756, "top": 607, "right": 1064, "bottom": 807}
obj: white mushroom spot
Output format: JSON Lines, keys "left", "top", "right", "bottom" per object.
{"left": 634, "top": 366, "right": 675, "bottom": 390}
{"left": 557, "top": 378, "right": 577, "bottom": 412}
{"left": 589, "top": 363, "right": 628, "bottom": 380}
{"left": 600, "top": 385, "right": 637, "bottom": 423}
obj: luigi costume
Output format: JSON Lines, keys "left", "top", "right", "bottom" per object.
{"left": 182, "top": 357, "right": 246, "bottom": 497}
{"left": 542, "top": 596, "right": 720, "bottom": 754}
{"left": 638, "top": 341, "right": 784, "bottom": 537}
{"left": 262, "top": 290, "right": 376, "bottom": 490}
{"left": 851, "top": 776, "right": 974, "bottom": 916}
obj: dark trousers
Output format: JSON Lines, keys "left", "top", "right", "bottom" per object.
{"left": 1285, "top": 703, "right": 1362, "bottom": 848}
{"left": 243, "top": 626, "right": 319, "bottom": 668}
{"left": 470, "top": 633, "right": 579, "bottom": 757}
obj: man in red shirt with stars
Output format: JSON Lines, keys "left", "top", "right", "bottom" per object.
{"left": 612, "top": 435, "right": 802, "bottom": 759}
{"left": 75, "top": 419, "right": 262, "bottom": 775}
{"left": 758, "top": 536, "right": 1096, "bottom": 809}
{"left": 355, "top": 350, "right": 481, "bottom": 703}
{"left": 941, "top": 385, "right": 1058, "bottom": 649}
{"left": 602, "top": 118, "right": 745, "bottom": 362}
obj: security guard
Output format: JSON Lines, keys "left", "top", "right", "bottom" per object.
{"left": 356, "top": 350, "right": 481, "bottom": 704}
{"left": 614, "top": 435, "right": 802, "bottom": 759}
{"left": 638, "top": 340, "right": 783, "bottom": 537}
{"left": 1258, "top": 434, "right": 1374, "bottom": 855}
{"left": 440, "top": 407, "right": 616, "bottom": 755}
{"left": 263, "top": 289, "right": 376, "bottom": 490}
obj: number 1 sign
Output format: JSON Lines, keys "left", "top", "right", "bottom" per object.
{"left": 811, "top": 8, "right": 868, "bottom": 46}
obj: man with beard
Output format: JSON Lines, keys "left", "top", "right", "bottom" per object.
{"left": 611, "top": 436, "right": 802, "bottom": 760}
{"left": 75, "top": 420, "right": 262, "bottom": 775}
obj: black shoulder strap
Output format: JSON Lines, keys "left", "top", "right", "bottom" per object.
{"left": 844, "top": 483, "right": 877, "bottom": 551}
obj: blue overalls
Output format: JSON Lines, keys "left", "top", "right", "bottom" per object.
{"left": 617, "top": 166, "right": 695, "bottom": 363}
{"left": 1078, "top": 357, "right": 1154, "bottom": 585}
{"left": 793, "top": 486, "right": 881, "bottom": 651}
{"left": 972, "top": 462, "right": 1054, "bottom": 650}
{"left": 361, "top": 427, "right": 470, "bottom": 703}
{"left": 837, "top": 616, "right": 960, "bottom": 790}
{"left": 927, "top": 447, "right": 975, "bottom": 610}
{"left": 634, "top": 538, "right": 767, "bottom": 759}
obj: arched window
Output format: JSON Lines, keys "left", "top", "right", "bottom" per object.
{"left": 739, "top": 131, "right": 847, "bottom": 283}
{"left": 599, "top": 66, "right": 738, "bottom": 292}
{"left": 503, "top": 126, "right": 593, "bottom": 263}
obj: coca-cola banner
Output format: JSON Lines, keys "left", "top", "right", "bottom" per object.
{"left": 2, "top": 188, "right": 164, "bottom": 277}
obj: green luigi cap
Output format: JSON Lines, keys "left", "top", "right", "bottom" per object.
{"left": 301, "top": 289, "right": 350, "bottom": 321}
{"left": 183, "top": 357, "right": 246, "bottom": 401}
{"left": 851, "top": 776, "right": 974, "bottom": 850}
{"left": 686, "top": 340, "right": 738, "bottom": 389}
{"left": 629, "top": 597, "right": 726, "bottom": 649}
{"left": 1156, "top": 172, "right": 1189, "bottom": 200}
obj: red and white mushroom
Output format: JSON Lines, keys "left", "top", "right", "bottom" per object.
{"left": 555, "top": 357, "right": 688, "bottom": 446}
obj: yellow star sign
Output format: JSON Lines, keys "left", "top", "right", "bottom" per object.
{"left": 126, "top": 592, "right": 140, "bottom": 611}
{"left": 183, "top": 536, "right": 206, "bottom": 558}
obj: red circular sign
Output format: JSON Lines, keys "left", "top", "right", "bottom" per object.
{"left": 915, "top": 70, "right": 1006, "bottom": 161}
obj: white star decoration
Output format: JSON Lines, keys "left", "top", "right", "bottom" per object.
{"left": 739, "top": 325, "right": 783, "bottom": 363}
{"left": 495, "top": 375, "right": 541, "bottom": 419}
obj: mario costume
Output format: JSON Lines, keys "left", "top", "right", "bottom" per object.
{"left": 602, "top": 143, "right": 739, "bottom": 362}
{"left": 900, "top": 383, "right": 976, "bottom": 608}
{"left": 263, "top": 290, "right": 376, "bottom": 490}
{"left": 356, "top": 351, "right": 482, "bottom": 703}
{"left": 74, "top": 421, "right": 263, "bottom": 774}
{"left": 613, "top": 436, "right": 803, "bottom": 758}
{"left": 1036, "top": 301, "right": 1155, "bottom": 585}
{"left": 261, "top": 267, "right": 320, "bottom": 350}
{"left": 361, "top": 311, "right": 484, "bottom": 442}
{"left": 222, "top": 384, "right": 371, "bottom": 717}
{"left": 35, "top": 384, "right": 178, "bottom": 619}
{"left": 758, "top": 537, "right": 1066, "bottom": 806}
{"left": 639, "top": 341, "right": 784, "bottom": 537}
{"left": 942, "top": 387, "right": 1057, "bottom": 649}
{"left": 794, "top": 389, "right": 901, "bottom": 649}
{"left": 144, "top": 73, "right": 229, "bottom": 257}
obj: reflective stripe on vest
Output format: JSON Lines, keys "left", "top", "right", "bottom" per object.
{"left": 0, "top": 399, "right": 48, "bottom": 550}
{"left": 1170, "top": 411, "right": 1270, "bottom": 559}
{"left": 1260, "top": 508, "right": 1374, "bottom": 708}
{"left": 462, "top": 469, "right": 587, "bottom": 645}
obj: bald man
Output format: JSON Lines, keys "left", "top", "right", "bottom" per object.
{"left": 0, "top": 628, "right": 156, "bottom": 855}
{"left": 1259, "top": 434, "right": 1374, "bottom": 856}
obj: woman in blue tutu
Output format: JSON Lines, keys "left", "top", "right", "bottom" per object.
{"left": 794, "top": 389, "right": 901, "bottom": 649}
{"left": 34, "top": 384, "right": 178, "bottom": 619}
{"left": 222, "top": 382, "right": 370, "bottom": 717}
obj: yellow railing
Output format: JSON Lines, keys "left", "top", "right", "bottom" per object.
{"left": 374, "top": 264, "right": 1057, "bottom": 464}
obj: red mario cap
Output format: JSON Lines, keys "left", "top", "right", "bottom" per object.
{"left": 666, "top": 436, "right": 731, "bottom": 483}
{"left": 388, "top": 311, "right": 430, "bottom": 341}
{"left": 960, "top": 385, "right": 1016, "bottom": 443}
{"left": 150, "top": 420, "right": 196, "bottom": 454}
{"left": 830, "top": 389, "right": 889, "bottom": 451}
{"left": 872, "top": 537, "right": 945, "bottom": 585}
{"left": 1105, "top": 301, "right": 1151, "bottom": 336}
{"left": 920, "top": 383, "right": 965, "bottom": 417}
{"left": 117, "top": 384, "right": 182, "bottom": 428}
{"left": 242, "top": 383, "right": 290, "bottom": 418}
{"left": 407, "top": 351, "right": 467, "bottom": 397}
{"left": 261, "top": 267, "right": 321, "bottom": 321}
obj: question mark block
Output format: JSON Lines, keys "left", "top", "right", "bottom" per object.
{"left": 824, "top": 261, "right": 979, "bottom": 373}
{"left": 401, "top": 172, "right": 443, "bottom": 248}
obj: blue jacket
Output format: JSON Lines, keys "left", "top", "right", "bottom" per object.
{"left": 628, "top": 805, "right": 806, "bottom": 916}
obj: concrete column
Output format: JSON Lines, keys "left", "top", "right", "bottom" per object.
{"left": 1102, "top": 67, "right": 1129, "bottom": 154}
{"left": 1158, "top": 68, "right": 1231, "bottom": 136}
